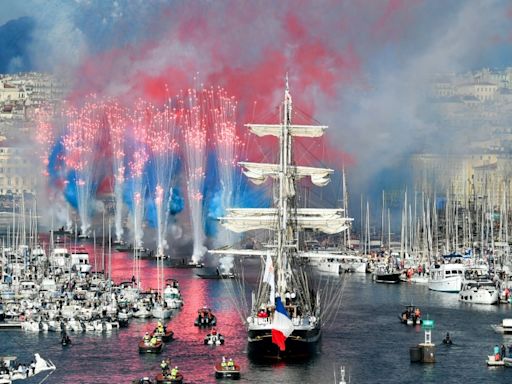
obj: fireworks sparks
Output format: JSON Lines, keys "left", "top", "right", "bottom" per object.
{"left": 35, "top": 85, "right": 242, "bottom": 261}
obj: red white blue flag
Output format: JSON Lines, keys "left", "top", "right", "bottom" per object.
{"left": 272, "top": 296, "right": 294, "bottom": 351}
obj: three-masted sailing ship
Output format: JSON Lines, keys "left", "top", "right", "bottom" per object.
{"left": 212, "top": 78, "right": 352, "bottom": 360}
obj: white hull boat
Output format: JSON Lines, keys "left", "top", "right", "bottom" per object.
{"left": 459, "top": 281, "right": 499, "bottom": 305}
{"left": 428, "top": 263, "right": 464, "bottom": 292}
{"left": 152, "top": 304, "right": 172, "bottom": 319}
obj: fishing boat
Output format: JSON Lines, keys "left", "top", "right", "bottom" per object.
{"left": 211, "top": 78, "right": 352, "bottom": 360}
{"left": 162, "top": 280, "right": 183, "bottom": 309}
{"left": 214, "top": 359, "right": 240, "bottom": 379}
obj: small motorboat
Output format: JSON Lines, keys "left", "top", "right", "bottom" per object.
{"left": 169, "top": 259, "right": 204, "bottom": 269}
{"left": 491, "top": 318, "right": 512, "bottom": 334}
{"left": 194, "top": 307, "right": 217, "bottom": 327}
{"left": 487, "top": 355, "right": 505, "bottom": 366}
{"left": 214, "top": 360, "right": 240, "bottom": 379}
{"left": 398, "top": 305, "right": 421, "bottom": 325}
{"left": 204, "top": 329, "right": 224, "bottom": 345}
{"left": 155, "top": 372, "right": 183, "bottom": 384}
{"left": 373, "top": 264, "right": 401, "bottom": 283}
{"left": 138, "top": 339, "right": 163, "bottom": 354}
{"left": 196, "top": 267, "right": 235, "bottom": 279}
{"left": 151, "top": 329, "right": 174, "bottom": 342}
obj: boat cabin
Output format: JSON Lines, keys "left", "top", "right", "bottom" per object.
{"left": 502, "top": 319, "right": 512, "bottom": 333}
{"left": 165, "top": 278, "right": 179, "bottom": 289}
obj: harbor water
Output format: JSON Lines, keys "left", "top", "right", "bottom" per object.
{"left": 1, "top": 251, "right": 512, "bottom": 384}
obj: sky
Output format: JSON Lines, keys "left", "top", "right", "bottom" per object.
{"left": 1, "top": 0, "right": 512, "bottom": 225}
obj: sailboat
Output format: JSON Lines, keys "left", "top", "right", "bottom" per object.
{"left": 212, "top": 78, "right": 352, "bottom": 360}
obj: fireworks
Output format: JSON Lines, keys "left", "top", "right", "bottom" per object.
{"left": 181, "top": 88, "right": 208, "bottom": 263}
{"left": 105, "top": 100, "right": 128, "bottom": 242}
{"left": 62, "top": 96, "right": 103, "bottom": 236}
{"left": 35, "top": 85, "right": 242, "bottom": 262}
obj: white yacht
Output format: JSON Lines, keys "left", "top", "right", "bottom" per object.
{"left": 163, "top": 284, "right": 183, "bottom": 309}
{"left": 428, "top": 263, "right": 465, "bottom": 292}
{"left": 50, "top": 247, "right": 71, "bottom": 273}
{"left": 151, "top": 303, "right": 172, "bottom": 319}
{"left": 458, "top": 267, "right": 498, "bottom": 305}
{"left": 303, "top": 252, "right": 366, "bottom": 274}
{"left": 70, "top": 247, "right": 92, "bottom": 274}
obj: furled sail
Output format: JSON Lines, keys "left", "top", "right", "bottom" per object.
{"left": 245, "top": 124, "right": 327, "bottom": 138}
{"left": 239, "top": 162, "right": 333, "bottom": 187}
{"left": 219, "top": 208, "right": 352, "bottom": 234}
{"left": 208, "top": 247, "right": 273, "bottom": 256}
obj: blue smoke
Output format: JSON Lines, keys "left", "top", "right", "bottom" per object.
{"left": 144, "top": 155, "right": 183, "bottom": 227}
{"left": 203, "top": 151, "right": 221, "bottom": 236}
{"left": 233, "top": 171, "right": 271, "bottom": 208}
{"left": 63, "top": 170, "right": 78, "bottom": 209}
{"left": 122, "top": 177, "right": 136, "bottom": 214}
{"left": 47, "top": 138, "right": 66, "bottom": 187}
{"left": 169, "top": 187, "right": 184, "bottom": 215}
{"left": 0, "top": 17, "right": 34, "bottom": 73}
{"left": 202, "top": 151, "right": 271, "bottom": 237}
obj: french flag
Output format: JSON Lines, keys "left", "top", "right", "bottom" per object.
{"left": 272, "top": 296, "right": 294, "bottom": 351}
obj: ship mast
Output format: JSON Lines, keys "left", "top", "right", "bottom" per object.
{"left": 213, "top": 77, "right": 353, "bottom": 312}
{"left": 277, "top": 74, "right": 295, "bottom": 298}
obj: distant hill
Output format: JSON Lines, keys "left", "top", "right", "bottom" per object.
{"left": 0, "top": 16, "right": 35, "bottom": 73}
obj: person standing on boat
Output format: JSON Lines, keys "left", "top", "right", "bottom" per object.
{"left": 501, "top": 344, "right": 506, "bottom": 360}
{"left": 160, "top": 360, "right": 169, "bottom": 375}
{"left": 494, "top": 345, "right": 501, "bottom": 360}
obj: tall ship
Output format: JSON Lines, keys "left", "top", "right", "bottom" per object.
{"left": 213, "top": 78, "right": 352, "bottom": 360}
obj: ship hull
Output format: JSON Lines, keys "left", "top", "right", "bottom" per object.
{"left": 247, "top": 327, "right": 321, "bottom": 360}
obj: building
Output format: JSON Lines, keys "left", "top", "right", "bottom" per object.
{"left": 0, "top": 144, "right": 37, "bottom": 195}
